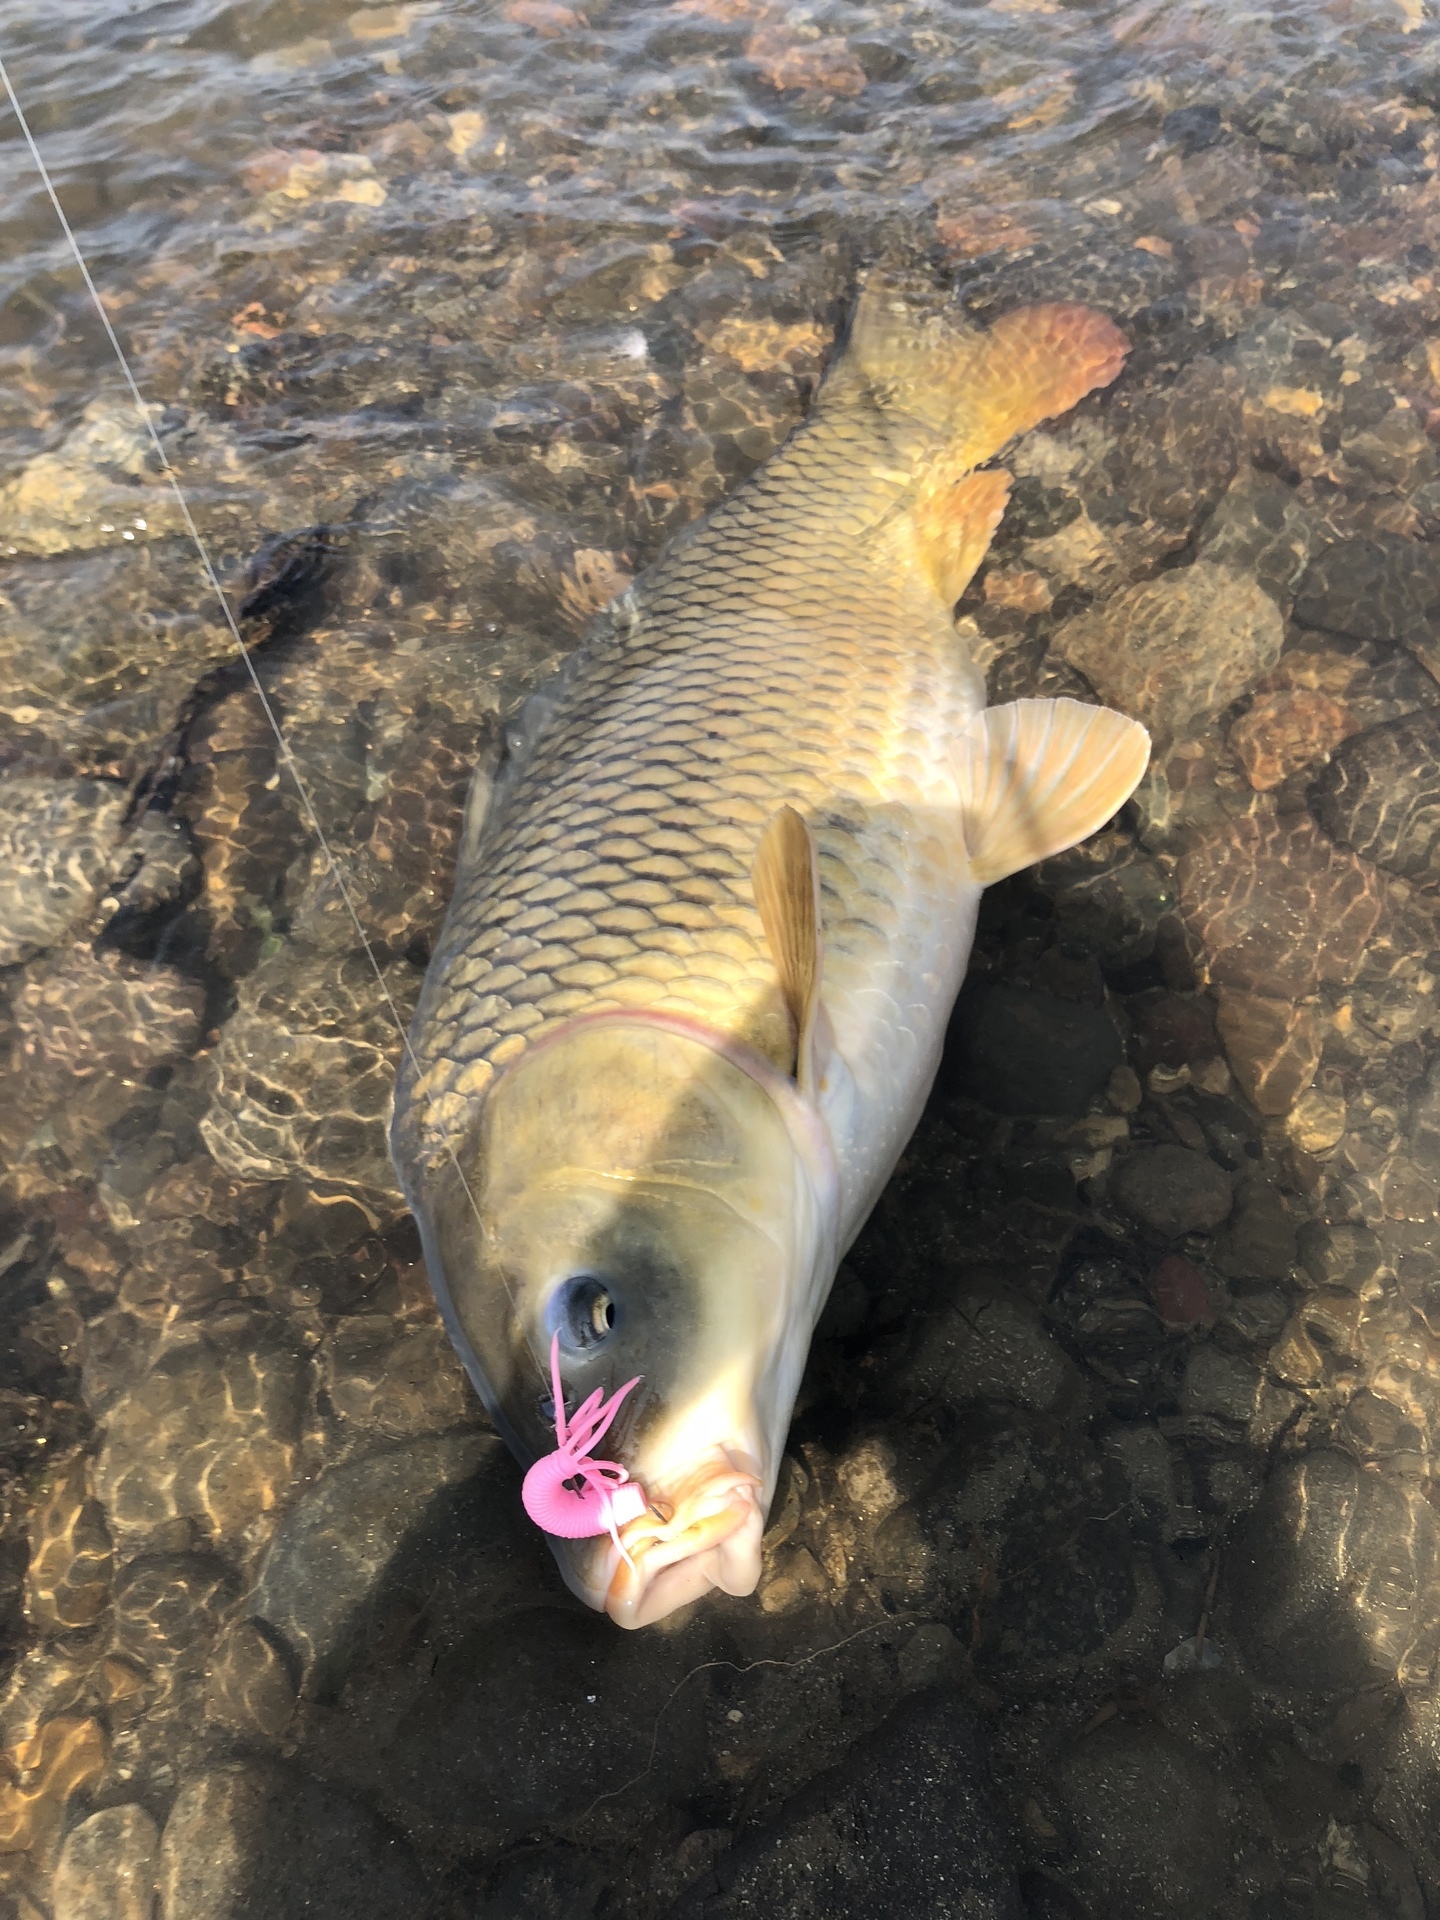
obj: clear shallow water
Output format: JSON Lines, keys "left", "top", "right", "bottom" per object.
{"left": 4, "top": 0, "right": 1440, "bottom": 1915}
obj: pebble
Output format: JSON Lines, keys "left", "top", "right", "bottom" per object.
{"left": 1285, "top": 1085, "right": 1348, "bottom": 1154}
{"left": 52, "top": 1804, "right": 159, "bottom": 1920}
{"left": 1229, "top": 686, "right": 1358, "bottom": 791}
{"left": 200, "top": 943, "right": 421, "bottom": 1192}
{"left": 1230, "top": 1450, "right": 1440, "bottom": 1693}
{"left": 895, "top": 1286, "right": 1081, "bottom": 1418}
{"left": 1296, "top": 1220, "right": 1382, "bottom": 1292}
{"left": 1198, "top": 465, "right": 1321, "bottom": 604}
{"left": 1211, "top": 1175, "right": 1297, "bottom": 1281}
{"left": 1112, "top": 1146, "right": 1233, "bottom": 1238}
{"left": 1178, "top": 1343, "right": 1262, "bottom": 1427}
{"left": 1310, "top": 710, "right": 1440, "bottom": 883}
{"left": 320, "top": 1317, "right": 478, "bottom": 1440}
{"left": 1147, "top": 1254, "right": 1215, "bottom": 1327}
{"left": 1049, "top": 560, "right": 1283, "bottom": 747}
{"left": 945, "top": 980, "right": 1122, "bottom": 1116}
{"left": 112, "top": 1552, "right": 238, "bottom": 1686}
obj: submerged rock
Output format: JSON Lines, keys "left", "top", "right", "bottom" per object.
{"left": 0, "top": 778, "right": 128, "bottom": 965}
{"left": 1052, "top": 1720, "right": 1228, "bottom": 1920}
{"left": 52, "top": 1802, "right": 160, "bottom": 1920}
{"left": 945, "top": 980, "right": 1122, "bottom": 1116}
{"left": 1310, "top": 710, "right": 1440, "bottom": 883}
{"left": 1112, "top": 1146, "right": 1232, "bottom": 1238}
{"left": 1230, "top": 1450, "right": 1440, "bottom": 1695}
{"left": 157, "top": 1762, "right": 427, "bottom": 1920}
{"left": 669, "top": 1689, "right": 1024, "bottom": 1919}
{"left": 1049, "top": 561, "right": 1283, "bottom": 747}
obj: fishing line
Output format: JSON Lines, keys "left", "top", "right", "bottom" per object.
{"left": 0, "top": 54, "right": 510, "bottom": 1303}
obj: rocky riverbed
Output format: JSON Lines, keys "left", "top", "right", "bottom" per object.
{"left": 5, "top": 0, "right": 1440, "bottom": 1915}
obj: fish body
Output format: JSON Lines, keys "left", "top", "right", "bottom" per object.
{"left": 391, "top": 284, "right": 1149, "bottom": 1626}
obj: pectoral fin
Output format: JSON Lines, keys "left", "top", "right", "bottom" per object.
{"left": 958, "top": 697, "right": 1151, "bottom": 887}
{"left": 913, "top": 468, "right": 1013, "bottom": 606}
{"left": 752, "top": 805, "right": 824, "bottom": 1090}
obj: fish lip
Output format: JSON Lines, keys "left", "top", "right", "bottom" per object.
{"left": 602, "top": 1451, "right": 765, "bottom": 1629}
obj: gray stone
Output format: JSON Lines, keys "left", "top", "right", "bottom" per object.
{"left": 669, "top": 1689, "right": 1024, "bottom": 1919}
{"left": 1178, "top": 1344, "right": 1262, "bottom": 1427}
{"left": 1296, "top": 1220, "right": 1382, "bottom": 1292}
{"left": 896, "top": 1287, "right": 1081, "bottom": 1418}
{"left": 157, "top": 1761, "right": 426, "bottom": 1920}
{"left": 946, "top": 980, "right": 1122, "bottom": 1116}
{"left": 1292, "top": 535, "right": 1440, "bottom": 652}
{"left": 1230, "top": 1450, "right": 1440, "bottom": 1694}
{"left": 53, "top": 1803, "right": 160, "bottom": 1920}
{"left": 248, "top": 1431, "right": 517, "bottom": 1695}
{"left": 1052, "top": 1721, "right": 1228, "bottom": 1920}
{"left": 1198, "top": 466, "right": 1321, "bottom": 604}
{"left": 1211, "top": 1176, "right": 1297, "bottom": 1281}
{"left": 1311, "top": 711, "right": 1440, "bottom": 883}
{"left": 1112, "top": 1146, "right": 1233, "bottom": 1238}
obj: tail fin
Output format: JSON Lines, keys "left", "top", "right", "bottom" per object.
{"left": 839, "top": 278, "right": 1128, "bottom": 469}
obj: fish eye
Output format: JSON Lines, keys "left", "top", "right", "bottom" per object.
{"left": 547, "top": 1273, "right": 618, "bottom": 1353}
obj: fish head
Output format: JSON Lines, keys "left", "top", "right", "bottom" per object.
{"left": 421, "top": 1016, "right": 835, "bottom": 1627}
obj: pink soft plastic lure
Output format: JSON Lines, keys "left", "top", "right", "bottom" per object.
{"left": 521, "top": 1334, "right": 648, "bottom": 1564}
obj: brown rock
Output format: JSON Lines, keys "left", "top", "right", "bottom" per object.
{"left": 1229, "top": 688, "right": 1359, "bottom": 791}
{"left": 1148, "top": 1254, "right": 1216, "bottom": 1326}
{"left": 0, "top": 1716, "right": 108, "bottom": 1858}
{"left": 983, "top": 567, "right": 1053, "bottom": 615}
{"left": 25, "top": 1453, "right": 112, "bottom": 1634}
{"left": 746, "top": 25, "right": 867, "bottom": 96}
{"left": 1050, "top": 561, "right": 1284, "bottom": 747}
{"left": 1176, "top": 802, "right": 1385, "bottom": 1000}
{"left": 1215, "top": 990, "right": 1322, "bottom": 1116}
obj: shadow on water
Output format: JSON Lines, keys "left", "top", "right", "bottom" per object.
{"left": 4, "top": 0, "right": 1440, "bottom": 1914}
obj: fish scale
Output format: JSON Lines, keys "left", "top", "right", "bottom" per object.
{"left": 393, "top": 287, "right": 1149, "bottom": 1626}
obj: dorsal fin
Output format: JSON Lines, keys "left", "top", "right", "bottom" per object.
{"left": 752, "top": 805, "right": 823, "bottom": 1088}
{"left": 957, "top": 698, "right": 1151, "bottom": 888}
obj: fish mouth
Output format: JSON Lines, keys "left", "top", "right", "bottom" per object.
{"left": 604, "top": 1450, "right": 764, "bottom": 1629}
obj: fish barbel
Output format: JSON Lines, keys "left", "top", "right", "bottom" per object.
{"left": 391, "top": 281, "right": 1150, "bottom": 1627}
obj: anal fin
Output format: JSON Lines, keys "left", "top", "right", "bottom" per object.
{"left": 752, "top": 805, "right": 824, "bottom": 1091}
{"left": 958, "top": 698, "right": 1151, "bottom": 887}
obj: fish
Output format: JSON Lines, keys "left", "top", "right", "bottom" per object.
{"left": 390, "top": 279, "right": 1150, "bottom": 1628}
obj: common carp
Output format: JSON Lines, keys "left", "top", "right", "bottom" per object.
{"left": 390, "top": 281, "right": 1150, "bottom": 1627}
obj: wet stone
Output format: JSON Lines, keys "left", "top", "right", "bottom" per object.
{"left": 247, "top": 1432, "right": 511, "bottom": 1696}
{"left": 944, "top": 979, "right": 1122, "bottom": 1116}
{"left": 1296, "top": 1221, "right": 1382, "bottom": 1293}
{"left": 1310, "top": 711, "right": 1440, "bottom": 884}
{"left": 95, "top": 1328, "right": 307, "bottom": 1548}
{"left": 1212, "top": 1175, "right": 1298, "bottom": 1281}
{"left": 1229, "top": 687, "right": 1359, "bottom": 792}
{"left": 25, "top": 1452, "right": 113, "bottom": 1634}
{"left": 1198, "top": 466, "right": 1322, "bottom": 605}
{"left": 1176, "top": 804, "right": 1385, "bottom": 1001}
{"left": 1049, "top": 561, "right": 1284, "bottom": 748}
{"left": 1179, "top": 1343, "right": 1263, "bottom": 1427}
{"left": 892, "top": 1285, "right": 1081, "bottom": 1419}
{"left": 320, "top": 1315, "right": 478, "bottom": 1440}
{"left": 0, "top": 1714, "right": 109, "bottom": 1859}
{"left": 1230, "top": 1450, "right": 1440, "bottom": 1695}
{"left": 0, "top": 779, "right": 128, "bottom": 966}
{"left": 205, "top": 1620, "right": 296, "bottom": 1740}
{"left": 52, "top": 1803, "right": 160, "bottom": 1920}
{"left": 1051, "top": 1720, "right": 1228, "bottom": 1920}
{"left": 157, "top": 1761, "right": 427, "bottom": 1920}
{"left": 670, "top": 1689, "right": 1024, "bottom": 1920}
{"left": 1113, "top": 1146, "right": 1233, "bottom": 1238}
{"left": 112, "top": 1553, "right": 238, "bottom": 1683}
{"left": 387, "top": 1602, "right": 710, "bottom": 1838}
{"left": 1147, "top": 1254, "right": 1215, "bottom": 1328}
{"left": 1292, "top": 535, "right": 1440, "bottom": 659}
{"left": 1214, "top": 990, "right": 1321, "bottom": 1117}
{"left": 200, "top": 943, "right": 421, "bottom": 1193}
